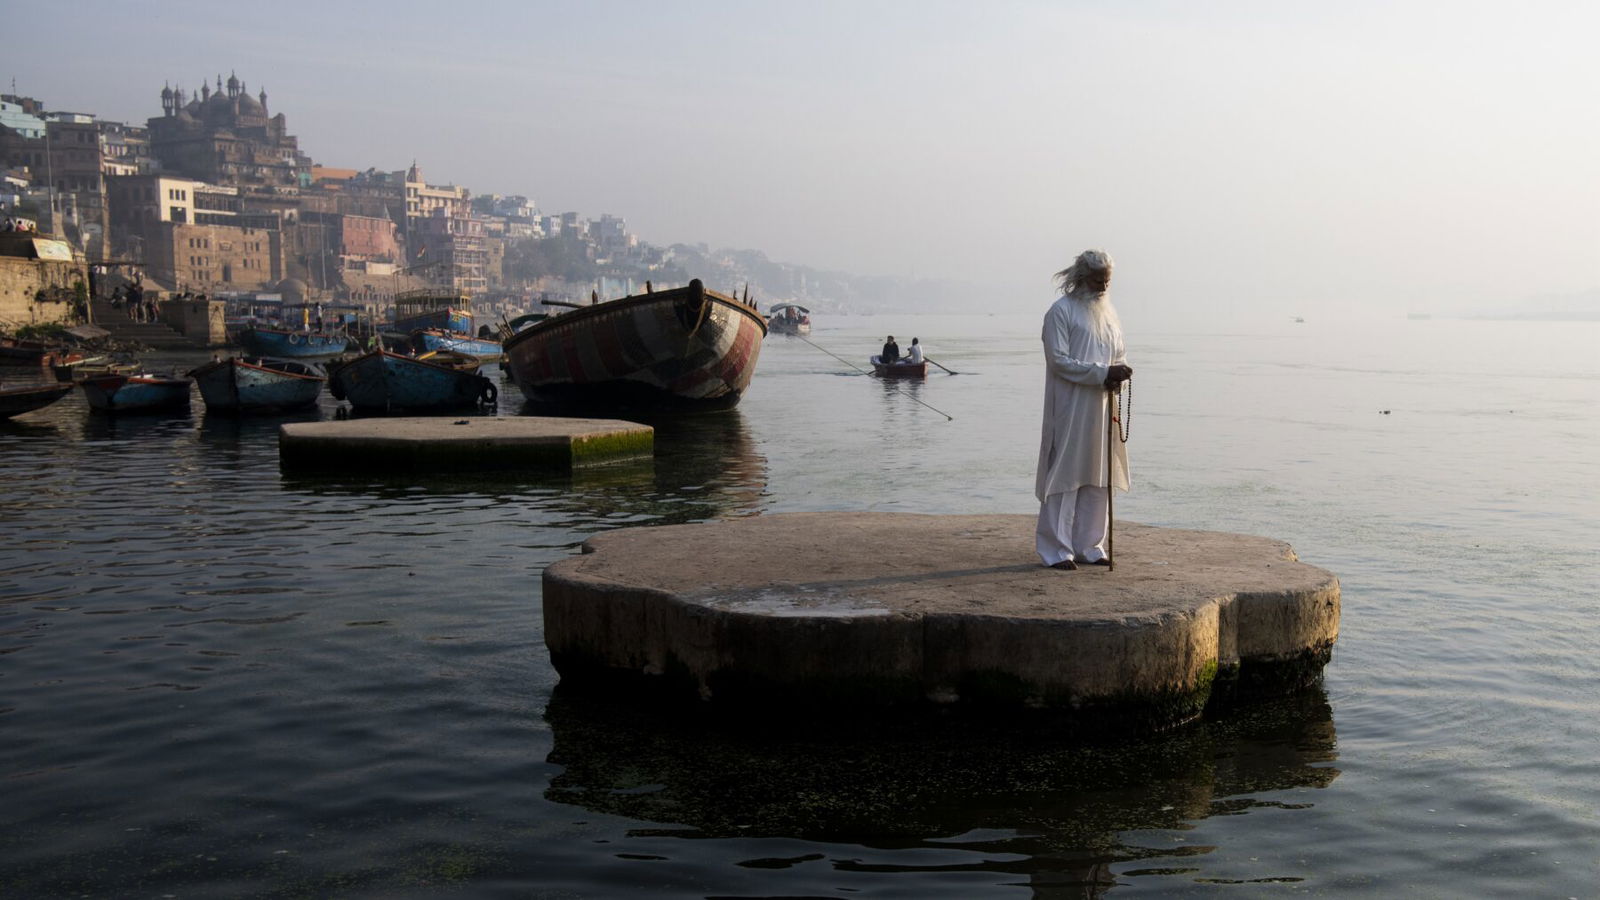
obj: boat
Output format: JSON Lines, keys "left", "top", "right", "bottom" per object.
{"left": 0, "top": 381, "right": 74, "bottom": 418}
{"left": 872, "top": 359, "right": 928, "bottom": 378}
{"left": 327, "top": 349, "right": 496, "bottom": 412}
{"left": 79, "top": 373, "right": 192, "bottom": 413}
{"left": 236, "top": 326, "right": 356, "bottom": 360}
{"left": 187, "top": 357, "right": 326, "bottom": 413}
{"left": 767, "top": 303, "right": 812, "bottom": 336}
{"left": 393, "top": 290, "right": 502, "bottom": 361}
{"left": 409, "top": 328, "right": 503, "bottom": 360}
{"left": 393, "top": 289, "right": 474, "bottom": 335}
{"left": 501, "top": 279, "right": 767, "bottom": 410}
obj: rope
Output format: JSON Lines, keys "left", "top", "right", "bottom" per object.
{"left": 797, "top": 335, "right": 954, "bottom": 421}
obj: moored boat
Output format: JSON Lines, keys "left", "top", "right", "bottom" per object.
{"left": 872, "top": 359, "right": 928, "bottom": 378}
{"left": 410, "top": 328, "right": 503, "bottom": 360}
{"left": 327, "top": 349, "right": 496, "bottom": 412}
{"left": 188, "top": 357, "right": 326, "bottom": 413}
{"left": 0, "top": 382, "right": 74, "bottom": 418}
{"left": 80, "top": 374, "right": 192, "bottom": 413}
{"left": 501, "top": 279, "right": 767, "bottom": 410}
{"left": 767, "top": 303, "right": 811, "bottom": 336}
{"left": 236, "top": 326, "right": 356, "bottom": 360}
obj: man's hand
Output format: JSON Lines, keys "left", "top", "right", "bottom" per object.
{"left": 1105, "top": 364, "right": 1133, "bottom": 388}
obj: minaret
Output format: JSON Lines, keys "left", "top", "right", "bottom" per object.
{"left": 258, "top": 87, "right": 268, "bottom": 113}
{"left": 227, "top": 71, "right": 239, "bottom": 99}
{"left": 201, "top": 81, "right": 210, "bottom": 101}
{"left": 161, "top": 82, "right": 174, "bottom": 116}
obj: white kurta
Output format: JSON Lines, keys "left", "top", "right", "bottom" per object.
{"left": 1034, "top": 291, "right": 1129, "bottom": 501}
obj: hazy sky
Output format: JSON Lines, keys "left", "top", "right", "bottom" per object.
{"left": 9, "top": 1, "right": 1598, "bottom": 323}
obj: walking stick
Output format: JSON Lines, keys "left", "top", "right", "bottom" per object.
{"left": 1106, "top": 384, "right": 1116, "bottom": 571}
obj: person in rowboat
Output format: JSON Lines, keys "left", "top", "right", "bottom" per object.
{"left": 1034, "top": 249, "right": 1132, "bottom": 570}
{"left": 872, "top": 335, "right": 900, "bottom": 367}
{"left": 903, "top": 338, "right": 924, "bottom": 365}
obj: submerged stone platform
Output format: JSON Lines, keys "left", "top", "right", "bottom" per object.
{"left": 279, "top": 416, "right": 653, "bottom": 472}
{"left": 544, "top": 512, "right": 1340, "bottom": 732}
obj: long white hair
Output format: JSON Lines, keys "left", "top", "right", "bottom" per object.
{"left": 1054, "top": 249, "right": 1114, "bottom": 298}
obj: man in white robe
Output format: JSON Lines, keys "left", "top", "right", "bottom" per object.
{"left": 1035, "top": 249, "right": 1132, "bottom": 570}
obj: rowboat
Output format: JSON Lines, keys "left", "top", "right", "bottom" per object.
{"left": 327, "top": 349, "right": 496, "bottom": 412}
{"left": 236, "top": 327, "right": 356, "bottom": 360}
{"left": 0, "top": 382, "right": 74, "bottom": 418}
{"left": 188, "top": 357, "right": 326, "bottom": 413}
{"left": 410, "top": 328, "right": 503, "bottom": 360}
{"left": 767, "top": 303, "right": 811, "bottom": 336}
{"left": 872, "top": 359, "right": 927, "bottom": 378}
{"left": 501, "top": 279, "right": 767, "bottom": 410}
{"left": 80, "top": 374, "right": 192, "bottom": 413}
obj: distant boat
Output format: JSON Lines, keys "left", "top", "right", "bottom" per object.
{"left": 79, "top": 374, "right": 192, "bottom": 413}
{"left": 187, "top": 357, "right": 326, "bottom": 413}
{"left": 393, "top": 289, "right": 474, "bottom": 335}
{"left": 501, "top": 279, "right": 767, "bottom": 410}
{"left": 871, "top": 359, "right": 927, "bottom": 379}
{"left": 327, "top": 349, "right": 496, "bottom": 412}
{"left": 1292, "top": 317, "right": 1306, "bottom": 324}
{"left": 236, "top": 326, "right": 355, "bottom": 360}
{"left": 767, "top": 303, "right": 811, "bottom": 336}
{"left": 0, "top": 381, "right": 74, "bottom": 418}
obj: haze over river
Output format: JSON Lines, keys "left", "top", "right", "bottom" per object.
{"left": 2, "top": 313, "right": 1596, "bottom": 896}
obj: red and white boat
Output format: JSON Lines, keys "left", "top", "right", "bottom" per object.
{"left": 502, "top": 279, "right": 767, "bottom": 410}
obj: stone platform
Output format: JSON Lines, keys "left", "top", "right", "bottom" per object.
{"left": 279, "top": 416, "right": 652, "bottom": 472}
{"left": 544, "top": 512, "right": 1340, "bottom": 732}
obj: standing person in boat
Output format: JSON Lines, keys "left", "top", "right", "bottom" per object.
{"left": 1035, "top": 249, "right": 1133, "bottom": 570}
{"left": 874, "top": 335, "right": 900, "bottom": 367}
{"left": 904, "top": 338, "right": 924, "bottom": 365}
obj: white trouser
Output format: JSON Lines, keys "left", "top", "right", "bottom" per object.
{"left": 1035, "top": 486, "right": 1110, "bottom": 566}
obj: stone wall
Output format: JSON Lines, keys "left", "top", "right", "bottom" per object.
{"left": 156, "top": 297, "right": 225, "bottom": 346}
{"left": 0, "top": 257, "right": 83, "bottom": 330}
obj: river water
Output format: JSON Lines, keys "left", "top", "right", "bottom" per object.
{"left": 2, "top": 313, "right": 1596, "bottom": 897}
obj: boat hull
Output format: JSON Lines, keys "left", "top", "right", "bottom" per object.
{"left": 411, "top": 330, "right": 503, "bottom": 360}
{"left": 0, "top": 382, "right": 74, "bottom": 418}
{"left": 395, "top": 307, "right": 471, "bottom": 335}
{"left": 236, "top": 327, "right": 354, "bottom": 360}
{"left": 189, "top": 358, "right": 326, "bottom": 413}
{"left": 80, "top": 375, "right": 192, "bottom": 413}
{"left": 329, "top": 350, "right": 493, "bottom": 411}
{"left": 872, "top": 360, "right": 928, "bottom": 378}
{"left": 502, "top": 281, "right": 767, "bottom": 410}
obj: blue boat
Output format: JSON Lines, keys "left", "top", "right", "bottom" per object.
{"left": 327, "top": 349, "right": 496, "bottom": 412}
{"left": 80, "top": 374, "right": 192, "bottom": 413}
{"left": 393, "top": 290, "right": 474, "bottom": 335}
{"left": 410, "top": 328, "right": 503, "bottom": 360}
{"left": 188, "top": 357, "right": 326, "bottom": 413}
{"left": 236, "top": 326, "right": 356, "bottom": 360}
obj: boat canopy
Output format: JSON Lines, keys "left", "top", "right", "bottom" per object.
{"left": 769, "top": 303, "right": 810, "bottom": 314}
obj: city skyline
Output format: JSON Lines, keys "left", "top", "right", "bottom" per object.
{"left": 8, "top": 0, "right": 1599, "bottom": 326}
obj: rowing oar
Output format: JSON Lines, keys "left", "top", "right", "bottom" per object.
{"left": 925, "top": 357, "right": 959, "bottom": 375}
{"left": 1106, "top": 383, "right": 1117, "bottom": 572}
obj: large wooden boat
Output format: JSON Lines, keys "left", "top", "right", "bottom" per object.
{"left": 0, "top": 382, "right": 74, "bottom": 418}
{"left": 872, "top": 359, "right": 927, "bottom": 379}
{"left": 187, "top": 357, "right": 326, "bottom": 413}
{"left": 80, "top": 374, "right": 192, "bottom": 413}
{"left": 501, "top": 279, "right": 767, "bottom": 410}
{"left": 766, "top": 303, "right": 811, "bottom": 336}
{"left": 236, "top": 327, "right": 355, "bottom": 360}
{"left": 327, "top": 349, "right": 496, "bottom": 412}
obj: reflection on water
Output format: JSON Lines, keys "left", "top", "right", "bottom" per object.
{"left": 544, "top": 686, "right": 1338, "bottom": 893}
{"left": 278, "top": 408, "right": 768, "bottom": 529}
